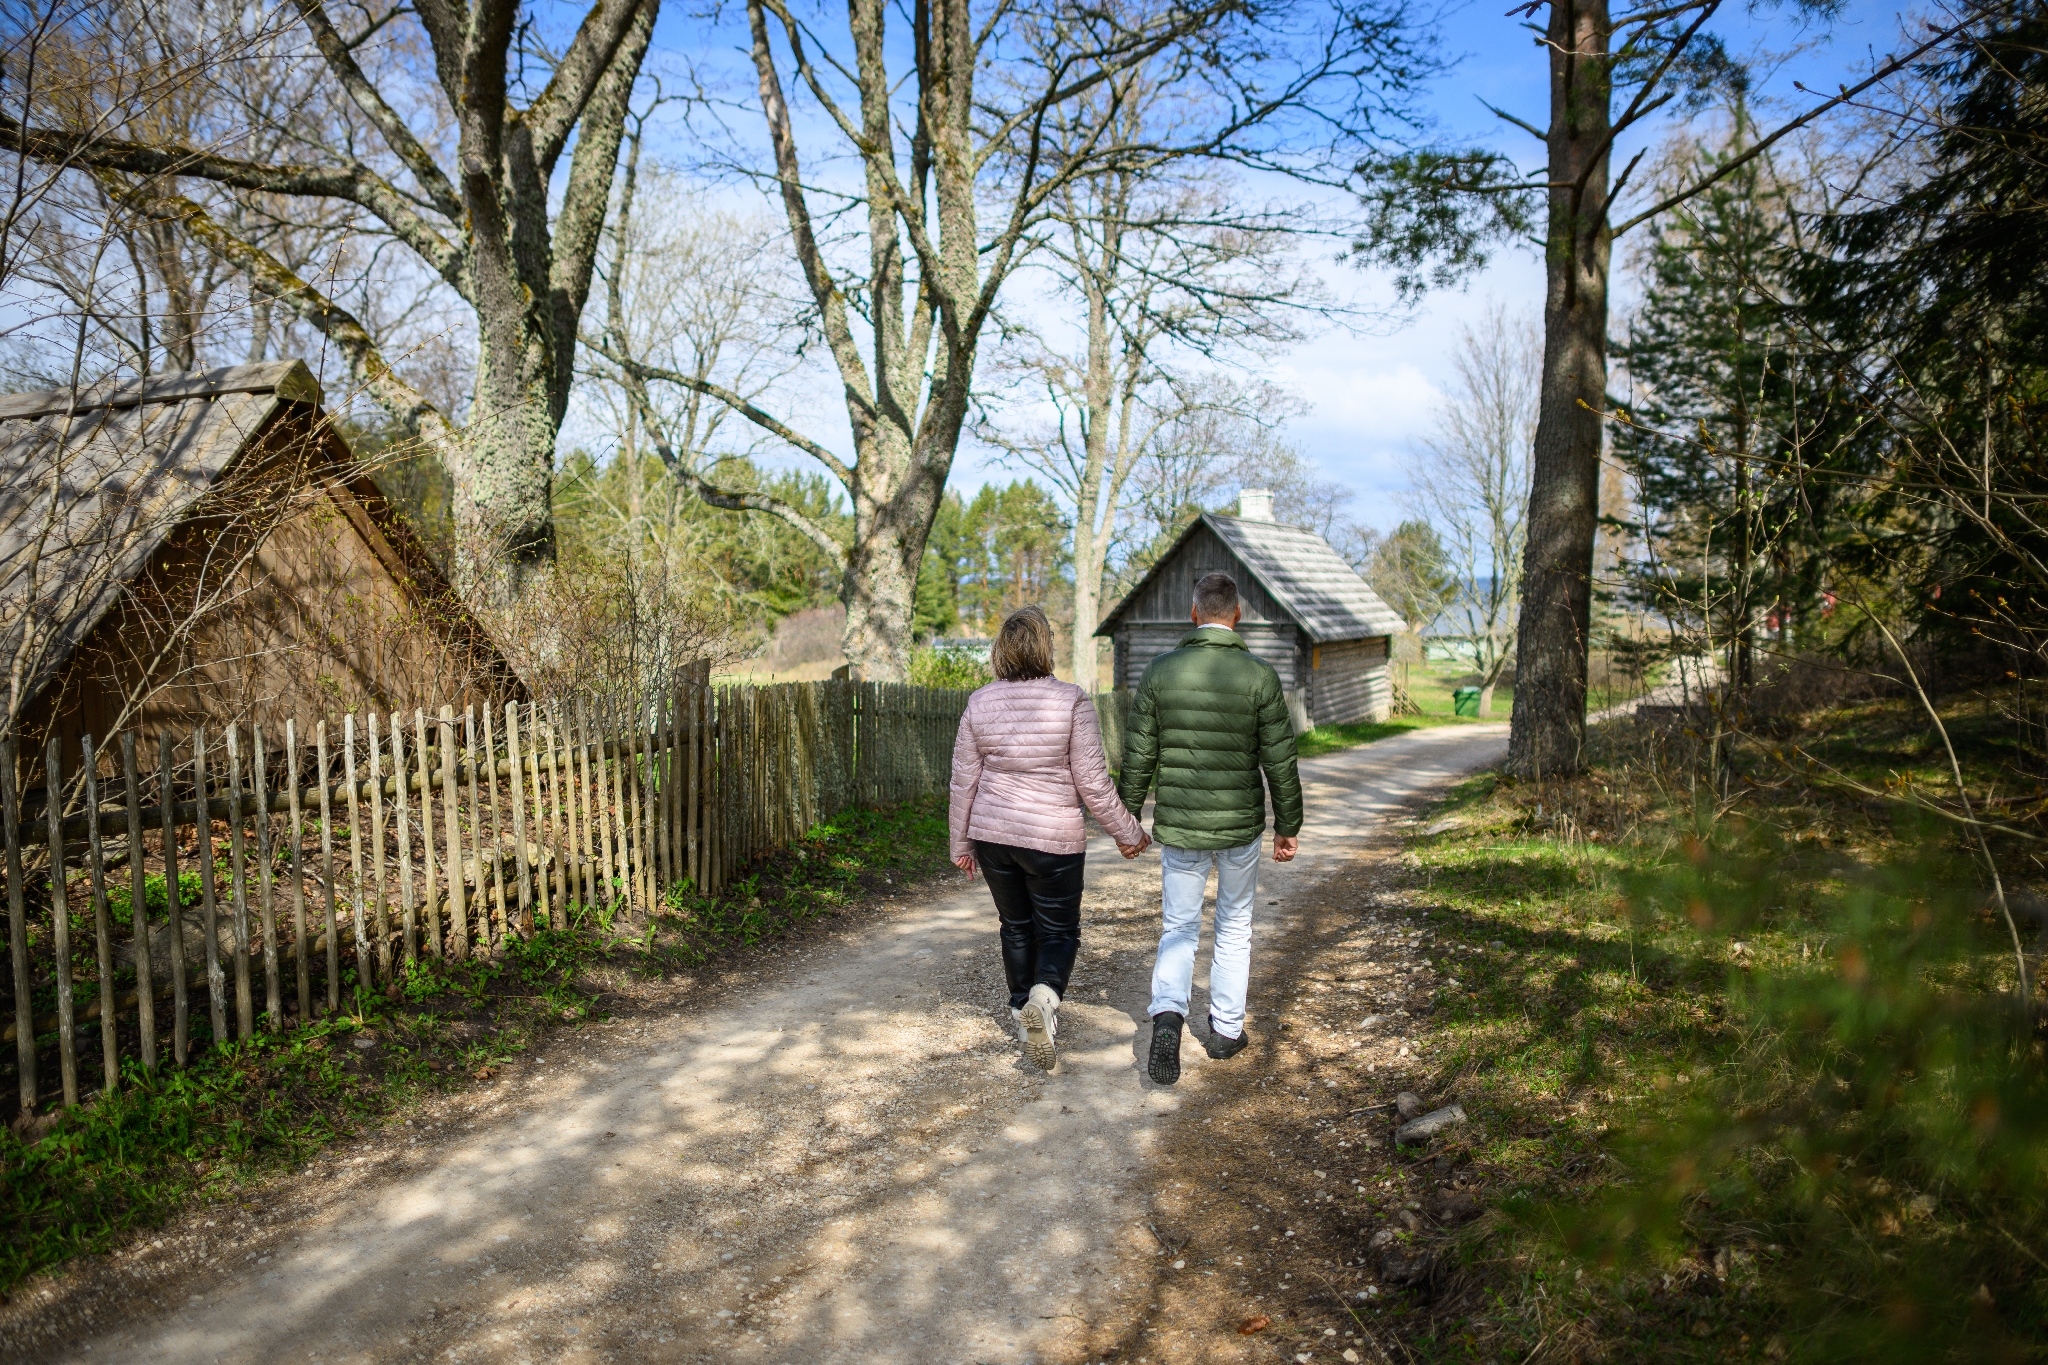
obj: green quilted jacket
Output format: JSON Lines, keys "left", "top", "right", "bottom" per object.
{"left": 1117, "top": 627, "right": 1304, "bottom": 849}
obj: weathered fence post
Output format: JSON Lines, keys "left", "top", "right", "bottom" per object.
{"left": 159, "top": 734, "right": 188, "bottom": 1061}
{"left": 122, "top": 732, "right": 159, "bottom": 1062}
{"left": 506, "top": 701, "right": 532, "bottom": 934}
{"left": 251, "top": 727, "right": 282, "bottom": 1029}
{"left": 314, "top": 722, "right": 339, "bottom": 1015}
{"left": 284, "top": 722, "right": 310, "bottom": 1024}
{"left": 341, "top": 716, "right": 369, "bottom": 995}
{"left": 366, "top": 713, "right": 390, "bottom": 979}
{"left": 45, "top": 737, "right": 77, "bottom": 1105}
{"left": 439, "top": 706, "right": 465, "bottom": 960}
{"left": 482, "top": 705, "right": 509, "bottom": 942}
{"left": 194, "top": 729, "right": 227, "bottom": 1042}
{"left": 3, "top": 737, "right": 32, "bottom": 1111}
{"left": 84, "top": 738, "right": 120, "bottom": 1082}
{"left": 390, "top": 717, "right": 417, "bottom": 965}
{"left": 413, "top": 709, "right": 437, "bottom": 957}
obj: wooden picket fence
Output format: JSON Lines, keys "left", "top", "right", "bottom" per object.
{"left": 2, "top": 675, "right": 971, "bottom": 1115}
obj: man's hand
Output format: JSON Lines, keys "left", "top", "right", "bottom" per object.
{"left": 1272, "top": 835, "right": 1298, "bottom": 862}
{"left": 1117, "top": 831, "right": 1151, "bottom": 859}
{"left": 954, "top": 854, "right": 977, "bottom": 879}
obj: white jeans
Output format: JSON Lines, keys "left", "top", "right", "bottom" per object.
{"left": 1148, "top": 839, "right": 1260, "bottom": 1038}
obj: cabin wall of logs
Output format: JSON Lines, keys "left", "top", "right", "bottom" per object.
{"left": 2, "top": 674, "right": 972, "bottom": 1115}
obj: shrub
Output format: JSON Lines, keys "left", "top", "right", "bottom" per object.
{"left": 908, "top": 644, "right": 991, "bottom": 689}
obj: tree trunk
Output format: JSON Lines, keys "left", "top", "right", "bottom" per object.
{"left": 1069, "top": 279, "right": 1116, "bottom": 694}
{"left": 1478, "top": 683, "right": 1496, "bottom": 717}
{"left": 1506, "top": 0, "right": 1611, "bottom": 779}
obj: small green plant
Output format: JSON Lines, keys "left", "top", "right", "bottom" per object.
{"left": 1531, "top": 826, "right": 2048, "bottom": 1360}
{"left": 98, "top": 869, "right": 207, "bottom": 925}
{"left": 908, "top": 644, "right": 991, "bottom": 688}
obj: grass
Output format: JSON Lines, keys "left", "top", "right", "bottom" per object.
{"left": 0, "top": 796, "right": 952, "bottom": 1296}
{"left": 1296, "top": 715, "right": 1466, "bottom": 758}
{"left": 1377, "top": 689, "right": 2047, "bottom": 1363}
{"left": 1292, "top": 665, "right": 1512, "bottom": 759}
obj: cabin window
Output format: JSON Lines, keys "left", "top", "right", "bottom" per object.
{"left": 1312, "top": 646, "right": 1321, "bottom": 670}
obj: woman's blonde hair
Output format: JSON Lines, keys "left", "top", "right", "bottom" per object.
{"left": 991, "top": 605, "right": 1055, "bottom": 681}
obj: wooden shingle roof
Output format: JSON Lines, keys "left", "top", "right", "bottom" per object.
{"left": 0, "top": 360, "right": 329, "bottom": 714}
{"left": 1098, "top": 511, "right": 1405, "bottom": 643}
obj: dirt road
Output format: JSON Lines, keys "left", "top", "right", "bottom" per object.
{"left": 11, "top": 723, "right": 1506, "bottom": 1365}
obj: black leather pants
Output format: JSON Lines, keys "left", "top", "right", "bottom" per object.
{"left": 974, "top": 840, "right": 1086, "bottom": 1008}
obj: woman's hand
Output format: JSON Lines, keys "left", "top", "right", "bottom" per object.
{"left": 1117, "top": 831, "right": 1150, "bottom": 859}
{"left": 954, "top": 854, "right": 977, "bottom": 879}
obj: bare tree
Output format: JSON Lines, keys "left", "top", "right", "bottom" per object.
{"left": 1407, "top": 304, "right": 1537, "bottom": 715}
{"left": 1108, "top": 378, "right": 1328, "bottom": 589}
{"left": 604, "top": 0, "right": 1428, "bottom": 679}
{"left": 980, "top": 109, "right": 1315, "bottom": 689}
{"left": 2, "top": 0, "right": 663, "bottom": 603}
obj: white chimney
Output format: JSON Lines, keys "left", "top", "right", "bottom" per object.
{"left": 1237, "top": 488, "right": 1275, "bottom": 522}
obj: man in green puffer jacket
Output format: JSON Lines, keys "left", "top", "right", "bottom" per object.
{"left": 1118, "top": 571, "right": 1304, "bottom": 1085}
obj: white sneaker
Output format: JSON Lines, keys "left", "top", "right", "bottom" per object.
{"left": 1020, "top": 984, "right": 1060, "bottom": 1071}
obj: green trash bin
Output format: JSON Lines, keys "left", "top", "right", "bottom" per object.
{"left": 1452, "top": 686, "right": 1482, "bottom": 717}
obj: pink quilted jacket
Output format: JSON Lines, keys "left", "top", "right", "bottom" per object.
{"left": 948, "top": 677, "right": 1144, "bottom": 860}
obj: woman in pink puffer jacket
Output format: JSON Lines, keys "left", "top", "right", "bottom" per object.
{"left": 949, "top": 605, "right": 1149, "bottom": 1071}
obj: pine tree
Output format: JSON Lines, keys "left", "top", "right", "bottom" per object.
{"left": 1615, "top": 104, "right": 1839, "bottom": 689}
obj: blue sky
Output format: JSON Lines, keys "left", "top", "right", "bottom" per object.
{"left": 614, "top": 0, "right": 1928, "bottom": 532}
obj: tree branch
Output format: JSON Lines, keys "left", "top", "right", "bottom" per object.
{"left": 145, "top": 188, "right": 458, "bottom": 448}
{"left": 1611, "top": 17, "right": 1972, "bottom": 237}
{"left": 746, "top": 0, "right": 878, "bottom": 425}
{"left": 591, "top": 339, "right": 857, "bottom": 489}
{"left": 520, "top": 0, "right": 653, "bottom": 175}
{"left": 0, "top": 114, "right": 468, "bottom": 288}
{"left": 288, "top": 0, "right": 465, "bottom": 219}
{"left": 602, "top": 349, "right": 850, "bottom": 568}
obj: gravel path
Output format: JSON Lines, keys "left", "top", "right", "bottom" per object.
{"left": 16, "top": 723, "right": 1506, "bottom": 1365}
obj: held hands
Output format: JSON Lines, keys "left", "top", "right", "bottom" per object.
{"left": 1117, "top": 830, "right": 1151, "bottom": 859}
{"left": 954, "top": 854, "right": 977, "bottom": 879}
{"left": 1272, "top": 835, "right": 1299, "bottom": 862}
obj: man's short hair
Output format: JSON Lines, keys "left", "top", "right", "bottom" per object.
{"left": 991, "top": 604, "right": 1056, "bottom": 680}
{"left": 1192, "top": 572, "right": 1239, "bottom": 621}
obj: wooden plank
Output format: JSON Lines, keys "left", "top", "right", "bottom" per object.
{"left": 541, "top": 709, "right": 564, "bottom": 925}
{"left": 194, "top": 729, "right": 228, "bottom": 1041}
{"left": 608, "top": 697, "right": 630, "bottom": 907}
{"left": 506, "top": 702, "right": 533, "bottom": 934}
{"left": 251, "top": 727, "right": 282, "bottom": 1028}
{"left": 632, "top": 697, "right": 649, "bottom": 909}
{"left": 340, "top": 716, "right": 369, "bottom": 992}
{"left": 681, "top": 684, "right": 696, "bottom": 892}
{"left": 609, "top": 698, "right": 630, "bottom": 907}
{"left": 545, "top": 703, "right": 566, "bottom": 911}
{"left": 314, "top": 722, "right": 339, "bottom": 1016}
{"left": 121, "top": 733, "right": 160, "bottom": 1063}
{"left": 598, "top": 699, "right": 618, "bottom": 912}
{"left": 439, "top": 706, "right": 466, "bottom": 960}
{"left": 390, "top": 717, "right": 417, "bottom": 964}
{"left": 45, "top": 737, "right": 77, "bottom": 1105}
{"left": 464, "top": 707, "right": 488, "bottom": 950}
{"left": 641, "top": 695, "right": 657, "bottom": 909}
{"left": 284, "top": 722, "right": 309, "bottom": 1024}
{"left": 414, "top": 710, "right": 438, "bottom": 957}
{"left": 365, "top": 713, "right": 389, "bottom": 978}
{"left": 154, "top": 733, "right": 190, "bottom": 1062}
{"left": 2, "top": 738, "right": 33, "bottom": 1110}
{"left": 83, "top": 739, "right": 120, "bottom": 1084}
{"left": 568, "top": 700, "right": 591, "bottom": 910}
{"left": 651, "top": 691, "right": 669, "bottom": 897}
{"left": 482, "top": 704, "right": 508, "bottom": 943}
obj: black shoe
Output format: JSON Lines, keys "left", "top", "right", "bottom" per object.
{"left": 1206, "top": 1017, "right": 1248, "bottom": 1059}
{"left": 1149, "top": 1012, "right": 1184, "bottom": 1085}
